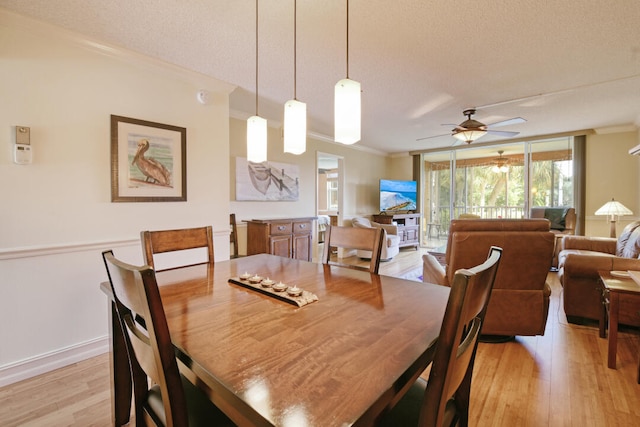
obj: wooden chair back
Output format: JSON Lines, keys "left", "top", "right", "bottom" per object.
{"left": 141, "top": 226, "right": 214, "bottom": 271}
{"left": 229, "top": 214, "right": 239, "bottom": 259}
{"left": 102, "top": 250, "right": 188, "bottom": 426}
{"left": 421, "top": 246, "right": 502, "bottom": 426}
{"left": 321, "top": 225, "right": 384, "bottom": 274}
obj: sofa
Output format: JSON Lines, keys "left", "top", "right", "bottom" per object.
{"left": 530, "top": 207, "right": 576, "bottom": 268}
{"left": 351, "top": 216, "right": 400, "bottom": 261}
{"left": 422, "top": 219, "right": 555, "bottom": 337}
{"left": 557, "top": 220, "right": 640, "bottom": 326}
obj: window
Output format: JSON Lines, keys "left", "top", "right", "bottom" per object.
{"left": 421, "top": 138, "right": 573, "bottom": 247}
{"left": 327, "top": 172, "right": 339, "bottom": 211}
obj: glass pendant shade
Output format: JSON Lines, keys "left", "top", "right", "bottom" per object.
{"left": 334, "top": 78, "right": 361, "bottom": 145}
{"left": 246, "top": 115, "right": 267, "bottom": 163}
{"left": 453, "top": 129, "right": 487, "bottom": 143}
{"left": 283, "top": 99, "right": 307, "bottom": 155}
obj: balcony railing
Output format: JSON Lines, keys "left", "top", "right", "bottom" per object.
{"left": 427, "top": 205, "right": 526, "bottom": 226}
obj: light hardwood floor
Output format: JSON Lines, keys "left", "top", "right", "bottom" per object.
{"left": 1, "top": 248, "right": 639, "bottom": 426}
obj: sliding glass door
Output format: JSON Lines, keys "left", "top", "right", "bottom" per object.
{"left": 421, "top": 137, "right": 573, "bottom": 248}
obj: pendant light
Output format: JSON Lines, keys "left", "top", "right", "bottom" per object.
{"left": 247, "top": 0, "right": 267, "bottom": 163}
{"left": 334, "top": 0, "right": 361, "bottom": 145}
{"left": 283, "top": 0, "right": 307, "bottom": 155}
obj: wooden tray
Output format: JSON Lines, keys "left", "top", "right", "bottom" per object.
{"left": 228, "top": 277, "right": 318, "bottom": 307}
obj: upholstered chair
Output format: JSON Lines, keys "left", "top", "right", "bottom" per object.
{"left": 351, "top": 216, "right": 400, "bottom": 261}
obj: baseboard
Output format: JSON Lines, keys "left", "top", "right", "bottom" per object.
{"left": 0, "top": 336, "right": 109, "bottom": 387}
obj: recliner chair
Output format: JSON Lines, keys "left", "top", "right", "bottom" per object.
{"left": 422, "top": 218, "right": 555, "bottom": 337}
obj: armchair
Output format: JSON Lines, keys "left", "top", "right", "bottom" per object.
{"left": 557, "top": 220, "right": 640, "bottom": 325}
{"left": 530, "top": 207, "right": 576, "bottom": 267}
{"left": 530, "top": 207, "right": 576, "bottom": 235}
{"left": 351, "top": 216, "right": 400, "bottom": 261}
{"left": 422, "top": 219, "right": 555, "bottom": 337}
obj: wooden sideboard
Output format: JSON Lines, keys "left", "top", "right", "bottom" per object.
{"left": 373, "top": 213, "right": 421, "bottom": 248}
{"left": 245, "top": 217, "right": 316, "bottom": 261}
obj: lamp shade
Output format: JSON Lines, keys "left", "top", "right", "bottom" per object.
{"left": 491, "top": 150, "right": 509, "bottom": 173}
{"left": 283, "top": 99, "right": 307, "bottom": 155}
{"left": 492, "top": 164, "right": 509, "bottom": 173}
{"left": 334, "top": 78, "right": 361, "bottom": 144}
{"left": 453, "top": 129, "right": 487, "bottom": 144}
{"left": 247, "top": 115, "right": 267, "bottom": 163}
{"left": 595, "top": 198, "right": 633, "bottom": 217}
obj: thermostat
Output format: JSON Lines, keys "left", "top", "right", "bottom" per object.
{"left": 12, "top": 126, "right": 32, "bottom": 164}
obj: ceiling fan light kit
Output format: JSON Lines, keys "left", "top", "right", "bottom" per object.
{"left": 418, "top": 108, "right": 526, "bottom": 144}
{"left": 452, "top": 109, "right": 489, "bottom": 143}
{"left": 491, "top": 150, "right": 509, "bottom": 173}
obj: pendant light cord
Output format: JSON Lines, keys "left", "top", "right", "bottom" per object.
{"left": 294, "top": 0, "right": 297, "bottom": 100}
{"left": 346, "top": 0, "right": 350, "bottom": 79}
{"left": 255, "top": 0, "right": 259, "bottom": 115}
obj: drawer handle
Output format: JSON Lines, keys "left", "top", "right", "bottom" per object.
{"left": 299, "top": 224, "right": 306, "bottom": 229}
{"left": 278, "top": 226, "right": 286, "bottom": 231}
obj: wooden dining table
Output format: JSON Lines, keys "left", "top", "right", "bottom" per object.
{"left": 101, "top": 254, "right": 450, "bottom": 426}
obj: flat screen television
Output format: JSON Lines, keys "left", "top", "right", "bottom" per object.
{"left": 379, "top": 179, "right": 417, "bottom": 213}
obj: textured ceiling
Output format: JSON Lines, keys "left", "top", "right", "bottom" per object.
{"left": 2, "top": 0, "right": 640, "bottom": 154}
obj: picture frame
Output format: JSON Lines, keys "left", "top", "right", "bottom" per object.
{"left": 110, "top": 115, "right": 186, "bottom": 202}
{"left": 235, "top": 157, "right": 300, "bottom": 201}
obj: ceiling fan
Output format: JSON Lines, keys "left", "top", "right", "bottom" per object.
{"left": 417, "top": 109, "right": 526, "bottom": 144}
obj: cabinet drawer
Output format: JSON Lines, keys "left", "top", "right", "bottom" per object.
{"left": 293, "top": 221, "right": 312, "bottom": 234}
{"left": 269, "top": 222, "right": 293, "bottom": 235}
{"left": 404, "top": 217, "right": 417, "bottom": 226}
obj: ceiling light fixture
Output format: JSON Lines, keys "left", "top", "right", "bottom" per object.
{"left": 491, "top": 150, "right": 509, "bottom": 173}
{"left": 283, "top": 0, "right": 306, "bottom": 155}
{"left": 247, "top": 0, "right": 267, "bottom": 163}
{"left": 452, "top": 109, "right": 488, "bottom": 144}
{"left": 334, "top": 0, "right": 361, "bottom": 145}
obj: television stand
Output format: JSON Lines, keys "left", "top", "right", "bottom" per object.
{"left": 373, "top": 213, "right": 420, "bottom": 249}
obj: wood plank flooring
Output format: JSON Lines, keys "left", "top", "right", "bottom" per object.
{"left": 1, "top": 249, "right": 639, "bottom": 426}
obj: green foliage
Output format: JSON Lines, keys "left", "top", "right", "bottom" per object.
{"left": 428, "top": 157, "right": 572, "bottom": 221}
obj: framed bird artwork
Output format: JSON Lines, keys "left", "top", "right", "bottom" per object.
{"left": 110, "top": 115, "right": 186, "bottom": 202}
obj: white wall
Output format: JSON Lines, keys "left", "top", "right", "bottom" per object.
{"left": 584, "top": 131, "right": 639, "bottom": 236}
{"left": 0, "top": 10, "right": 234, "bottom": 385}
{"left": 229, "top": 117, "right": 391, "bottom": 255}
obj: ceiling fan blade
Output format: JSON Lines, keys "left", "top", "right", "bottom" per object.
{"left": 416, "top": 133, "right": 450, "bottom": 141}
{"left": 486, "top": 130, "right": 520, "bottom": 137}
{"left": 486, "top": 117, "right": 526, "bottom": 128}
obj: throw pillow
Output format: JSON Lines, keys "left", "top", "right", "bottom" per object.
{"left": 544, "top": 208, "right": 569, "bottom": 231}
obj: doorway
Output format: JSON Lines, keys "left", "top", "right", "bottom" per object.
{"left": 316, "top": 152, "right": 344, "bottom": 258}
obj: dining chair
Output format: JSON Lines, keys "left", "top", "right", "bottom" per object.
{"left": 321, "top": 224, "right": 384, "bottom": 274}
{"left": 378, "top": 246, "right": 502, "bottom": 427}
{"left": 141, "top": 226, "right": 214, "bottom": 271}
{"left": 101, "top": 250, "right": 234, "bottom": 427}
{"left": 229, "top": 214, "right": 239, "bottom": 259}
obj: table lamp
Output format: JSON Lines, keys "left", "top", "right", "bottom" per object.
{"left": 595, "top": 198, "right": 633, "bottom": 238}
